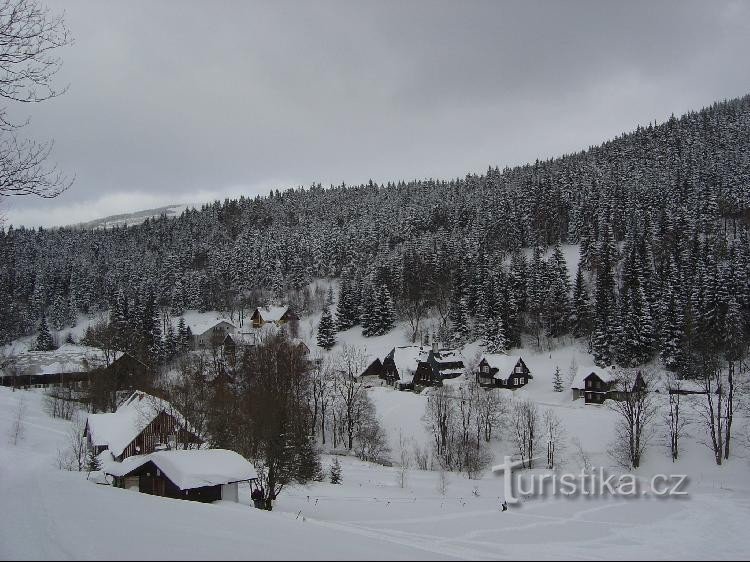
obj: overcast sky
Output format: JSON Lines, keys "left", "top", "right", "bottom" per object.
{"left": 3, "top": 0, "right": 750, "bottom": 227}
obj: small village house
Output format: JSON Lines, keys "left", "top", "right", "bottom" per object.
{"left": 84, "top": 390, "right": 203, "bottom": 461}
{"left": 414, "top": 343, "right": 465, "bottom": 386}
{"left": 187, "top": 318, "right": 237, "bottom": 350}
{"left": 475, "top": 354, "right": 532, "bottom": 389}
{"left": 381, "top": 346, "right": 428, "bottom": 390}
{"left": 105, "top": 449, "right": 258, "bottom": 504}
{"left": 571, "top": 367, "right": 646, "bottom": 404}
{"left": 250, "top": 305, "right": 298, "bottom": 329}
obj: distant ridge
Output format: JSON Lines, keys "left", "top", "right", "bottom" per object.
{"left": 73, "top": 204, "right": 188, "bottom": 230}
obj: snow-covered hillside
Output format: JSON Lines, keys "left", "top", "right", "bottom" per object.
{"left": 72, "top": 204, "right": 190, "bottom": 230}
{"left": 2, "top": 386, "right": 749, "bottom": 560}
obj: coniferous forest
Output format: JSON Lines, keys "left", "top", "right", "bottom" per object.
{"left": 2, "top": 94, "right": 749, "bottom": 377}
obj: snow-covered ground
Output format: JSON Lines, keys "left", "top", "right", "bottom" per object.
{"left": 2, "top": 375, "right": 750, "bottom": 560}
{"left": 0, "top": 389, "right": 451, "bottom": 561}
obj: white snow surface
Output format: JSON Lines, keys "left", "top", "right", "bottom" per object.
{"left": 105, "top": 449, "right": 258, "bottom": 489}
{"left": 3, "top": 340, "right": 750, "bottom": 560}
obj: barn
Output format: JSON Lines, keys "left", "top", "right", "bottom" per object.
{"left": 105, "top": 449, "right": 258, "bottom": 504}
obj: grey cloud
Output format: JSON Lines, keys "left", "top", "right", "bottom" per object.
{"left": 4, "top": 0, "right": 750, "bottom": 226}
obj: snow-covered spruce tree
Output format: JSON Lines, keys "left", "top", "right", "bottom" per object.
{"left": 571, "top": 261, "right": 593, "bottom": 342}
{"left": 329, "top": 457, "right": 342, "bottom": 484}
{"left": 86, "top": 446, "right": 102, "bottom": 474}
{"left": 360, "top": 281, "right": 378, "bottom": 337}
{"left": 483, "top": 315, "right": 509, "bottom": 354}
{"left": 376, "top": 284, "right": 395, "bottom": 335}
{"left": 545, "top": 244, "right": 572, "bottom": 338}
{"left": 552, "top": 366, "right": 564, "bottom": 392}
{"left": 36, "top": 316, "right": 55, "bottom": 351}
{"left": 177, "top": 317, "right": 190, "bottom": 352}
{"left": 317, "top": 307, "right": 336, "bottom": 350}
{"left": 335, "top": 275, "right": 358, "bottom": 332}
{"left": 592, "top": 222, "right": 618, "bottom": 367}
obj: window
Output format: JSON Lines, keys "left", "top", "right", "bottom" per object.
{"left": 515, "top": 365, "right": 523, "bottom": 374}
{"left": 482, "top": 365, "right": 489, "bottom": 373}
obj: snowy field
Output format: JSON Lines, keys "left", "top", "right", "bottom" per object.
{"left": 2, "top": 385, "right": 749, "bottom": 560}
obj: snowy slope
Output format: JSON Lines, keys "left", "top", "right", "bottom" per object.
{"left": 2, "top": 373, "right": 750, "bottom": 559}
{"left": 0, "top": 388, "right": 453, "bottom": 561}
{"left": 73, "top": 204, "right": 190, "bottom": 230}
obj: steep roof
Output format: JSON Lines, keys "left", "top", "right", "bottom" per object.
{"left": 85, "top": 391, "right": 193, "bottom": 457}
{"left": 389, "top": 345, "right": 429, "bottom": 383}
{"left": 105, "top": 449, "right": 257, "bottom": 490}
{"left": 481, "top": 354, "right": 523, "bottom": 379}
{"left": 255, "top": 306, "right": 289, "bottom": 322}
{"left": 180, "top": 316, "right": 236, "bottom": 337}
{"left": 571, "top": 366, "right": 617, "bottom": 389}
{"left": 431, "top": 349, "right": 464, "bottom": 366}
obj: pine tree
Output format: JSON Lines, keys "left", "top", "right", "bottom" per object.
{"left": 572, "top": 261, "right": 593, "bottom": 341}
{"left": 376, "top": 285, "right": 395, "bottom": 335}
{"left": 177, "top": 317, "right": 190, "bottom": 352}
{"left": 86, "top": 447, "right": 102, "bottom": 474}
{"left": 360, "top": 281, "right": 378, "bottom": 337}
{"left": 336, "top": 275, "right": 358, "bottom": 331}
{"left": 552, "top": 366, "right": 564, "bottom": 392}
{"left": 317, "top": 307, "right": 336, "bottom": 350}
{"left": 36, "top": 316, "right": 55, "bottom": 351}
{"left": 330, "top": 457, "right": 342, "bottom": 484}
{"left": 592, "top": 223, "right": 617, "bottom": 366}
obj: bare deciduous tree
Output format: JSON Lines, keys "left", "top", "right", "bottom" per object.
{"left": 332, "top": 345, "right": 369, "bottom": 451}
{"left": 396, "top": 431, "right": 411, "bottom": 488}
{"left": 571, "top": 437, "right": 591, "bottom": 472}
{"left": 663, "top": 373, "right": 691, "bottom": 462}
{"left": 512, "top": 398, "right": 539, "bottom": 469}
{"left": 607, "top": 370, "right": 658, "bottom": 469}
{"left": 8, "top": 394, "right": 26, "bottom": 445}
{"left": 56, "top": 414, "right": 86, "bottom": 471}
{"left": 0, "top": 0, "right": 73, "bottom": 200}
{"left": 542, "top": 408, "right": 566, "bottom": 469}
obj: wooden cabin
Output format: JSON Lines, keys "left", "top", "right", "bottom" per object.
{"left": 475, "top": 354, "right": 532, "bottom": 389}
{"left": 417, "top": 344, "right": 465, "bottom": 386}
{"left": 381, "top": 346, "right": 428, "bottom": 390}
{"left": 250, "top": 306, "right": 298, "bottom": 329}
{"left": 106, "top": 449, "right": 258, "bottom": 504}
{"left": 571, "top": 368, "right": 616, "bottom": 404}
{"left": 85, "top": 391, "right": 203, "bottom": 461}
{"left": 571, "top": 368, "right": 646, "bottom": 404}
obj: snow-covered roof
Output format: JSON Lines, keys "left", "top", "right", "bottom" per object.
{"left": 571, "top": 366, "right": 617, "bottom": 389}
{"left": 255, "top": 306, "right": 289, "bottom": 322}
{"left": 390, "top": 346, "right": 429, "bottom": 383}
{"left": 185, "top": 318, "right": 236, "bottom": 337}
{"left": 2, "top": 344, "right": 116, "bottom": 376}
{"left": 481, "top": 354, "right": 522, "bottom": 379}
{"left": 432, "top": 349, "right": 464, "bottom": 365}
{"left": 105, "top": 449, "right": 257, "bottom": 490}
{"left": 86, "top": 391, "right": 193, "bottom": 457}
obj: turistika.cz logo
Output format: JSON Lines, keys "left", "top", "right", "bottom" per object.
{"left": 493, "top": 456, "right": 689, "bottom": 505}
